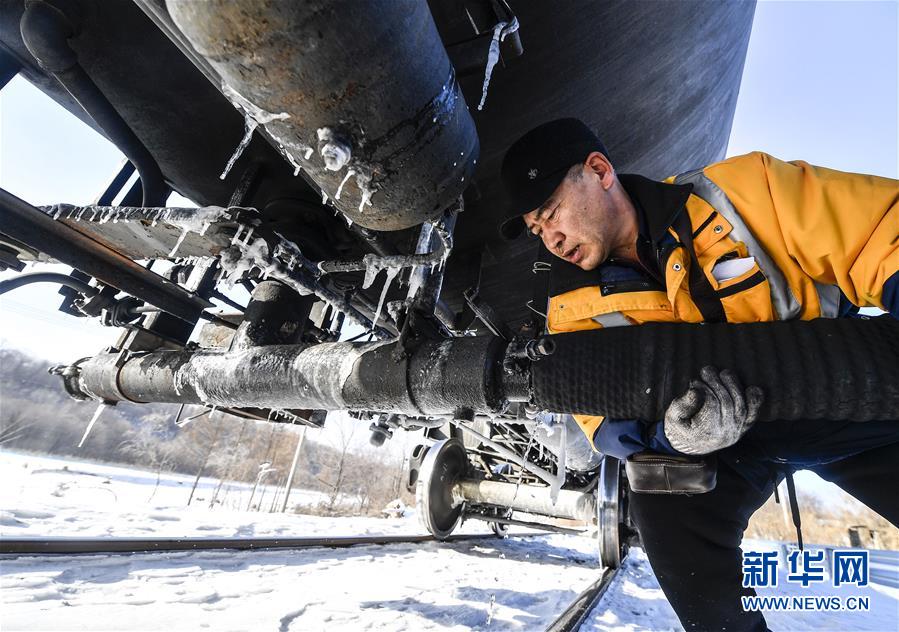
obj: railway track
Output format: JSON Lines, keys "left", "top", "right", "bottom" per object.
{"left": 545, "top": 562, "right": 622, "bottom": 632}
{"left": 2, "top": 531, "right": 622, "bottom": 631}
{"left": 0, "top": 531, "right": 546, "bottom": 556}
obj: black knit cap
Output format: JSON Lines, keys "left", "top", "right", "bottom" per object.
{"left": 499, "top": 118, "right": 609, "bottom": 239}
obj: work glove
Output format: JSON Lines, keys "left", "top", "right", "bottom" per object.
{"left": 663, "top": 366, "right": 764, "bottom": 455}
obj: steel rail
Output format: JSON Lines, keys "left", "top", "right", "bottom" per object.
{"left": 0, "top": 532, "right": 546, "bottom": 557}
{"left": 545, "top": 562, "right": 622, "bottom": 632}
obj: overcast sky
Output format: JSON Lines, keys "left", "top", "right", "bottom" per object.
{"left": 1, "top": 0, "right": 896, "bottom": 361}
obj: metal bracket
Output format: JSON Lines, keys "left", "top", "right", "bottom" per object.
{"left": 463, "top": 285, "right": 513, "bottom": 340}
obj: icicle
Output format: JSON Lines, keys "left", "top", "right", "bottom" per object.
{"left": 362, "top": 254, "right": 383, "bottom": 289}
{"left": 364, "top": 267, "right": 382, "bottom": 294}
{"left": 284, "top": 149, "right": 304, "bottom": 177}
{"left": 231, "top": 224, "right": 245, "bottom": 245}
{"left": 386, "top": 300, "right": 405, "bottom": 325}
{"left": 52, "top": 205, "right": 63, "bottom": 220}
{"left": 169, "top": 228, "right": 190, "bottom": 258}
{"left": 549, "top": 419, "right": 567, "bottom": 505}
{"left": 220, "top": 115, "right": 258, "bottom": 180}
{"left": 355, "top": 171, "right": 376, "bottom": 212}
{"left": 241, "top": 226, "right": 255, "bottom": 247}
{"left": 335, "top": 168, "right": 356, "bottom": 200}
{"left": 219, "top": 84, "right": 289, "bottom": 180}
{"left": 169, "top": 227, "right": 190, "bottom": 258}
{"left": 477, "top": 18, "right": 520, "bottom": 111}
{"left": 78, "top": 402, "right": 109, "bottom": 448}
{"left": 321, "top": 190, "right": 330, "bottom": 206}
{"left": 370, "top": 266, "right": 399, "bottom": 333}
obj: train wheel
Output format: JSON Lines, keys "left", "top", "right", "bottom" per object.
{"left": 416, "top": 438, "right": 468, "bottom": 539}
{"left": 597, "top": 455, "right": 628, "bottom": 568}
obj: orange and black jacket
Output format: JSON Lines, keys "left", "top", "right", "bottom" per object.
{"left": 545, "top": 152, "right": 899, "bottom": 458}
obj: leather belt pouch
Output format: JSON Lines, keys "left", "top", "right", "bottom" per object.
{"left": 625, "top": 452, "right": 717, "bottom": 494}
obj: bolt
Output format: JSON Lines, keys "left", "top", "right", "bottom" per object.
{"left": 533, "top": 337, "right": 556, "bottom": 357}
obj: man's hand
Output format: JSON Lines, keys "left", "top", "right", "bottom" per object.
{"left": 663, "top": 366, "right": 764, "bottom": 455}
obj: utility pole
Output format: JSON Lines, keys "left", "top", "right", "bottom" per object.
{"left": 280, "top": 425, "right": 307, "bottom": 513}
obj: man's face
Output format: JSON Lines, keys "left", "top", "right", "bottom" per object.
{"left": 522, "top": 157, "right": 618, "bottom": 271}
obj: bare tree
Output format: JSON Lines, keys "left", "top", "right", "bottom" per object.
{"left": 118, "top": 411, "right": 176, "bottom": 502}
{"left": 186, "top": 411, "right": 223, "bottom": 506}
{"left": 314, "top": 420, "right": 358, "bottom": 514}
{"left": 209, "top": 418, "right": 250, "bottom": 509}
{"left": 256, "top": 424, "right": 284, "bottom": 511}
{"left": 0, "top": 407, "right": 32, "bottom": 446}
{"left": 279, "top": 425, "right": 307, "bottom": 513}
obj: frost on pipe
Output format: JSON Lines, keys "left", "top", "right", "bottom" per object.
{"left": 216, "top": 236, "right": 392, "bottom": 337}
{"left": 62, "top": 336, "right": 510, "bottom": 415}
{"left": 165, "top": 0, "right": 479, "bottom": 230}
{"left": 42, "top": 201, "right": 398, "bottom": 336}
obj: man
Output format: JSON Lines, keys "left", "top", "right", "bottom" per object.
{"left": 499, "top": 118, "right": 899, "bottom": 632}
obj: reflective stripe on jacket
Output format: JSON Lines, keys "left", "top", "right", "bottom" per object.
{"left": 546, "top": 152, "right": 899, "bottom": 452}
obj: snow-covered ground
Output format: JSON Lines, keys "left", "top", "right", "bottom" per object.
{"left": 584, "top": 543, "right": 899, "bottom": 632}
{"left": 1, "top": 451, "right": 897, "bottom": 631}
{"left": 0, "top": 451, "right": 412, "bottom": 539}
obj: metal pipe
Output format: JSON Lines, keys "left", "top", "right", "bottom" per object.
{"left": 165, "top": 0, "right": 478, "bottom": 230}
{"left": 0, "top": 272, "right": 98, "bottom": 297}
{"left": 317, "top": 217, "right": 452, "bottom": 275}
{"left": 415, "top": 209, "right": 457, "bottom": 316}
{"left": 0, "top": 188, "right": 212, "bottom": 323}
{"left": 230, "top": 280, "right": 314, "bottom": 350}
{"left": 450, "top": 419, "right": 557, "bottom": 487}
{"left": 317, "top": 250, "right": 446, "bottom": 275}
{"left": 259, "top": 252, "right": 395, "bottom": 338}
{"left": 60, "top": 335, "right": 510, "bottom": 414}
{"left": 19, "top": 0, "right": 168, "bottom": 206}
{"left": 405, "top": 222, "right": 436, "bottom": 302}
{"left": 452, "top": 479, "right": 595, "bottom": 523}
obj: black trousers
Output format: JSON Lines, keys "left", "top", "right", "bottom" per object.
{"left": 628, "top": 439, "right": 899, "bottom": 632}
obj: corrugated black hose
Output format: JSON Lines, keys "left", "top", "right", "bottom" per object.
{"left": 532, "top": 316, "right": 899, "bottom": 422}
